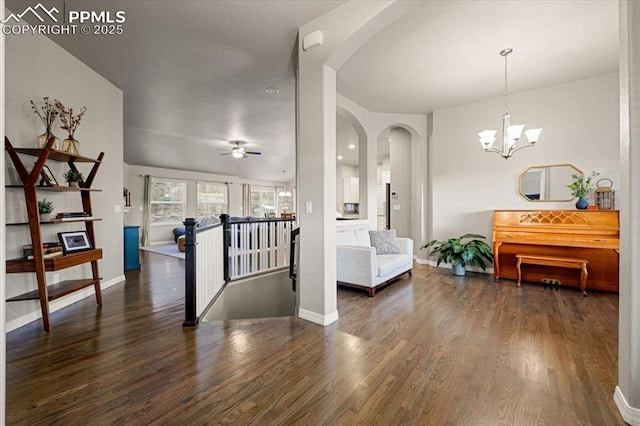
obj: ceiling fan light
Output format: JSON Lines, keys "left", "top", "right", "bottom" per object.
{"left": 232, "top": 150, "right": 244, "bottom": 158}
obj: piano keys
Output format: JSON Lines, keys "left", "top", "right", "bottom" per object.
{"left": 493, "top": 210, "right": 620, "bottom": 292}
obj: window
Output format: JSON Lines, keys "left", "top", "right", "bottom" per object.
{"left": 197, "top": 182, "right": 228, "bottom": 217}
{"left": 250, "top": 187, "right": 276, "bottom": 218}
{"left": 150, "top": 178, "right": 187, "bottom": 225}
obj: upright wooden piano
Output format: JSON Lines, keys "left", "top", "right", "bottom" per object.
{"left": 493, "top": 210, "right": 620, "bottom": 292}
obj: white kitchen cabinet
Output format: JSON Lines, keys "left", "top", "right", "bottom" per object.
{"left": 343, "top": 177, "right": 359, "bottom": 203}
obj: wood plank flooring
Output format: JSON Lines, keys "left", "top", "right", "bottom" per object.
{"left": 6, "top": 251, "right": 624, "bottom": 424}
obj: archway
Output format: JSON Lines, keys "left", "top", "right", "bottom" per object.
{"left": 336, "top": 106, "right": 368, "bottom": 222}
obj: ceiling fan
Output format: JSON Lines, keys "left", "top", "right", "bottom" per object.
{"left": 218, "top": 141, "right": 261, "bottom": 159}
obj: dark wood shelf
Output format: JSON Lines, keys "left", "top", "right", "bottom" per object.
{"left": 6, "top": 248, "right": 103, "bottom": 273}
{"left": 6, "top": 218, "right": 102, "bottom": 226}
{"left": 5, "top": 136, "right": 105, "bottom": 331}
{"left": 5, "top": 185, "right": 101, "bottom": 192}
{"left": 12, "top": 148, "right": 100, "bottom": 163}
{"left": 6, "top": 218, "right": 101, "bottom": 226}
{"left": 7, "top": 278, "right": 102, "bottom": 302}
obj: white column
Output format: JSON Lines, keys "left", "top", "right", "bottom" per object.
{"left": 615, "top": 1, "right": 640, "bottom": 424}
{"left": 0, "top": 0, "right": 6, "bottom": 418}
{"left": 296, "top": 62, "right": 339, "bottom": 324}
{"left": 296, "top": 1, "right": 417, "bottom": 324}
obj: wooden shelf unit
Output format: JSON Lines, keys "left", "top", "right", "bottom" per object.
{"left": 6, "top": 218, "right": 102, "bottom": 226}
{"left": 4, "top": 136, "right": 105, "bottom": 332}
{"left": 6, "top": 184, "right": 101, "bottom": 192}
{"left": 7, "top": 278, "right": 102, "bottom": 302}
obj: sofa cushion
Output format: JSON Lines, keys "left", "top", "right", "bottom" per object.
{"left": 369, "top": 229, "right": 401, "bottom": 254}
{"left": 355, "top": 229, "right": 371, "bottom": 246}
{"left": 336, "top": 230, "right": 359, "bottom": 246}
{"left": 377, "top": 254, "right": 410, "bottom": 277}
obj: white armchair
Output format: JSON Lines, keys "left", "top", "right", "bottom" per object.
{"left": 336, "top": 229, "right": 413, "bottom": 296}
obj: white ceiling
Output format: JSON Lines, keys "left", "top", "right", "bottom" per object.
{"left": 10, "top": 1, "right": 619, "bottom": 182}
{"left": 338, "top": 0, "right": 619, "bottom": 113}
{"left": 336, "top": 114, "right": 359, "bottom": 167}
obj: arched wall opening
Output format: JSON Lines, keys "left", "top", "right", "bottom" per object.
{"left": 336, "top": 106, "right": 368, "bottom": 223}
{"left": 376, "top": 123, "right": 427, "bottom": 248}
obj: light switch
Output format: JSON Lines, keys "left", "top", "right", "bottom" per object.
{"left": 114, "top": 204, "right": 122, "bottom": 213}
{"left": 305, "top": 201, "right": 313, "bottom": 213}
{"left": 393, "top": 205, "right": 401, "bottom": 211}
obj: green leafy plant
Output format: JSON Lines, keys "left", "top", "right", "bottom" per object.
{"left": 568, "top": 171, "right": 599, "bottom": 198}
{"left": 63, "top": 169, "right": 84, "bottom": 183}
{"left": 420, "top": 233, "right": 494, "bottom": 270}
{"left": 38, "top": 198, "right": 54, "bottom": 214}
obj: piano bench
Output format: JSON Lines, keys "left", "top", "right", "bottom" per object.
{"left": 515, "top": 254, "right": 589, "bottom": 296}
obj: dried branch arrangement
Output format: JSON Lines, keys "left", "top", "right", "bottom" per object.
{"left": 30, "top": 97, "right": 58, "bottom": 132}
{"left": 54, "top": 99, "right": 87, "bottom": 139}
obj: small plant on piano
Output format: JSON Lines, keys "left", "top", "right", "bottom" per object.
{"left": 420, "top": 234, "right": 494, "bottom": 277}
{"left": 568, "top": 171, "right": 599, "bottom": 198}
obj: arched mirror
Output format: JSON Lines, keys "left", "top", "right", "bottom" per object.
{"left": 519, "top": 164, "right": 583, "bottom": 202}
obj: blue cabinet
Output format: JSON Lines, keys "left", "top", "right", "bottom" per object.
{"left": 124, "top": 226, "right": 141, "bottom": 271}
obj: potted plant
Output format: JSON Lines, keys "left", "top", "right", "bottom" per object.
{"left": 63, "top": 169, "right": 84, "bottom": 187}
{"left": 38, "top": 198, "right": 54, "bottom": 221}
{"left": 420, "top": 233, "right": 494, "bottom": 276}
{"left": 568, "top": 171, "right": 598, "bottom": 209}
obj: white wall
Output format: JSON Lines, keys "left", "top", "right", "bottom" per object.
{"left": 0, "top": 0, "right": 6, "bottom": 417}
{"left": 124, "top": 163, "right": 285, "bottom": 244}
{"left": 617, "top": 1, "right": 640, "bottom": 420}
{"left": 4, "top": 31, "right": 124, "bottom": 331}
{"left": 389, "top": 127, "right": 412, "bottom": 237}
{"left": 430, "top": 73, "right": 620, "bottom": 246}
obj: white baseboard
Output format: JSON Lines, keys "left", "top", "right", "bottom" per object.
{"left": 6, "top": 275, "right": 125, "bottom": 333}
{"left": 413, "top": 258, "right": 493, "bottom": 275}
{"left": 615, "top": 386, "right": 640, "bottom": 425}
{"left": 298, "top": 308, "right": 339, "bottom": 326}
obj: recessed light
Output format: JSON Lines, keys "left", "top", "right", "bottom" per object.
{"left": 337, "top": 155, "right": 343, "bottom": 160}
{"left": 348, "top": 143, "right": 355, "bottom": 149}
{"left": 265, "top": 87, "right": 279, "bottom": 94}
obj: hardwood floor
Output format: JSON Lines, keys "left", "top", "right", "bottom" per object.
{"left": 6, "top": 251, "right": 623, "bottom": 425}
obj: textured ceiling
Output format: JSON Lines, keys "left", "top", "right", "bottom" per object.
{"left": 9, "top": 0, "right": 345, "bottom": 182}
{"left": 8, "top": 1, "right": 618, "bottom": 182}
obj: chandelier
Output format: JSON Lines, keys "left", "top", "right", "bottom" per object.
{"left": 478, "top": 48, "right": 542, "bottom": 159}
{"left": 277, "top": 171, "right": 292, "bottom": 197}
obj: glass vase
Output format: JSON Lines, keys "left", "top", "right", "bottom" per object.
{"left": 63, "top": 137, "right": 80, "bottom": 155}
{"left": 37, "top": 131, "right": 60, "bottom": 150}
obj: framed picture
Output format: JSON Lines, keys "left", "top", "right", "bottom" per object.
{"left": 57, "top": 231, "right": 92, "bottom": 254}
{"left": 39, "top": 165, "right": 58, "bottom": 187}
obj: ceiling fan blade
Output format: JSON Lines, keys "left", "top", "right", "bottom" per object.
{"left": 216, "top": 148, "right": 231, "bottom": 151}
{"left": 219, "top": 152, "right": 232, "bottom": 156}
{"left": 245, "top": 151, "right": 262, "bottom": 155}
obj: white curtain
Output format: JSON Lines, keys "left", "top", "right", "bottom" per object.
{"left": 141, "top": 175, "right": 152, "bottom": 246}
{"left": 242, "top": 183, "right": 250, "bottom": 217}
